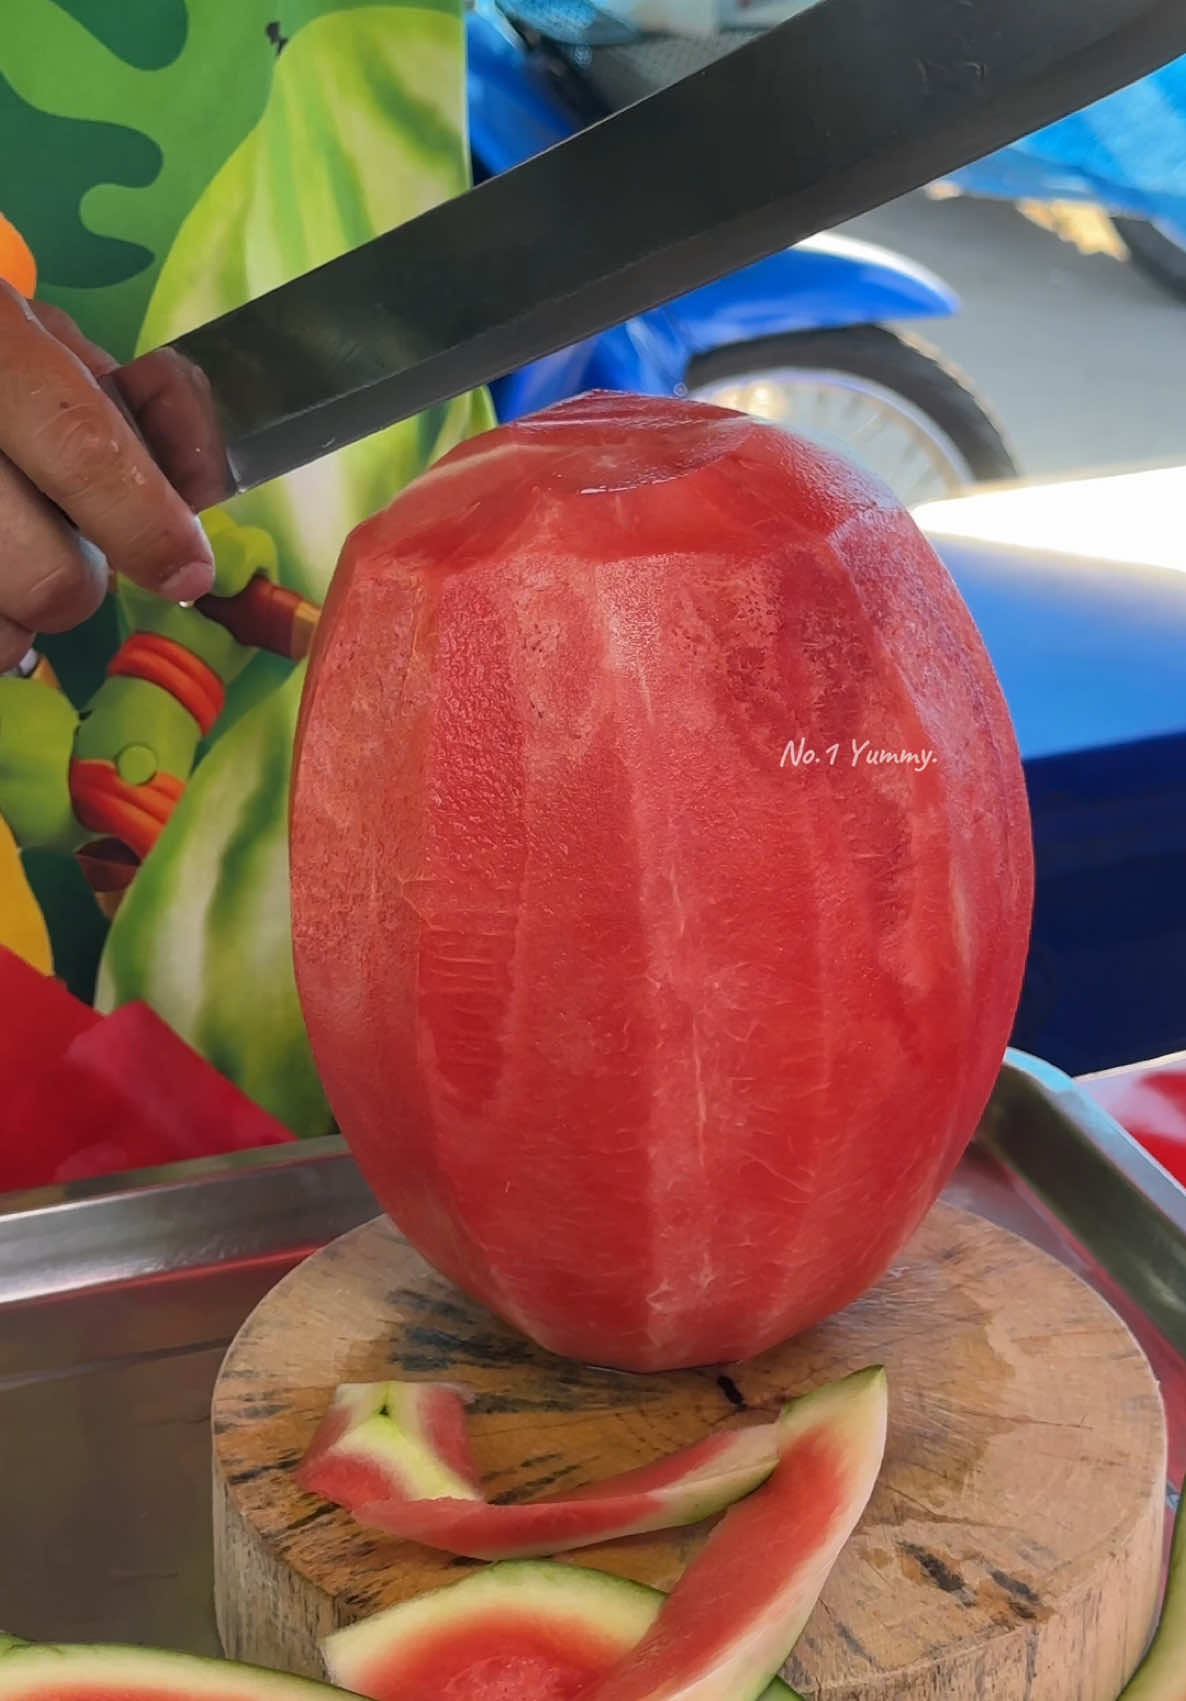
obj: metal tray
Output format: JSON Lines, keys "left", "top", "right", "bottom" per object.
{"left": 0, "top": 1049, "right": 1182, "bottom": 1654}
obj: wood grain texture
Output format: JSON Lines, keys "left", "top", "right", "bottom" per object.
{"left": 212, "top": 1203, "right": 1166, "bottom": 1697}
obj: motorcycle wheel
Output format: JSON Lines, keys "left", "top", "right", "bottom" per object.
{"left": 1110, "top": 216, "right": 1186, "bottom": 304}
{"left": 685, "top": 325, "right": 1017, "bottom": 507}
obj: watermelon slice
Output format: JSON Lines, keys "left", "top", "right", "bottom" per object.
{"left": 1120, "top": 1495, "right": 1186, "bottom": 1699}
{"left": 0, "top": 1635, "right": 343, "bottom": 1701}
{"left": 583, "top": 1366, "right": 887, "bottom": 1701}
{"left": 299, "top": 1379, "right": 779, "bottom": 1560}
{"left": 299, "top": 1381, "right": 482, "bottom": 1508}
{"left": 323, "top": 1562, "right": 802, "bottom": 1701}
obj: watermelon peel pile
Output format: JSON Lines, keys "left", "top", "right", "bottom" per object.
{"left": 3, "top": 1375, "right": 1183, "bottom": 1700}
{"left": 298, "top": 1376, "right": 781, "bottom": 1559}
{"left": 298, "top": 1381, "right": 484, "bottom": 1512}
{"left": 322, "top": 1563, "right": 803, "bottom": 1701}
{"left": 324, "top": 1367, "right": 887, "bottom": 1701}
{"left": 0, "top": 1367, "right": 888, "bottom": 1701}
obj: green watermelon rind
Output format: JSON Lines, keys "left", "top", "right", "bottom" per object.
{"left": 304, "top": 1374, "right": 779, "bottom": 1559}
{"left": 305, "top": 1381, "right": 483, "bottom": 1503}
{"left": 322, "top": 1559, "right": 802, "bottom": 1701}
{"left": 0, "top": 1639, "right": 344, "bottom": 1698}
{"left": 578, "top": 1366, "right": 888, "bottom": 1701}
{"left": 1120, "top": 1491, "right": 1186, "bottom": 1700}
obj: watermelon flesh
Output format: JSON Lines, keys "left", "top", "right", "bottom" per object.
{"left": 1120, "top": 1495, "right": 1186, "bottom": 1699}
{"left": 298, "top": 1381, "right": 482, "bottom": 1509}
{"left": 0, "top": 1638, "right": 342, "bottom": 1701}
{"left": 299, "top": 1378, "right": 778, "bottom": 1559}
{"left": 323, "top": 1370, "right": 884, "bottom": 1701}
{"left": 291, "top": 391, "right": 1034, "bottom": 1372}
{"left": 0, "top": 1369, "right": 880, "bottom": 1701}
{"left": 323, "top": 1562, "right": 800, "bottom": 1701}
{"left": 584, "top": 1367, "right": 887, "bottom": 1701}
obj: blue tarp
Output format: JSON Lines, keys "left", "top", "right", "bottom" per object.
{"left": 944, "top": 56, "right": 1186, "bottom": 231}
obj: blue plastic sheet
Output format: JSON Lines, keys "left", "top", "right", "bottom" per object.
{"left": 945, "top": 57, "right": 1186, "bottom": 232}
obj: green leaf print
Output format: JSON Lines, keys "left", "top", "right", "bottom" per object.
{"left": 95, "top": 3, "right": 493, "bottom": 1131}
{"left": 96, "top": 664, "right": 331, "bottom": 1135}
{"left": 1, "top": 0, "right": 277, "bottom": 356}
{"left": 136, "top": 3, "right": 494, "bottom": 606}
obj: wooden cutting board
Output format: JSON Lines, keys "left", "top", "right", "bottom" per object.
{"left": 211, "top": 1203, "right": 1166, "bottom": 1698}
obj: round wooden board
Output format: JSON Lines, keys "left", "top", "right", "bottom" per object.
{"left": 212, "top": 1203, "right": 1166, "bottom": 1699}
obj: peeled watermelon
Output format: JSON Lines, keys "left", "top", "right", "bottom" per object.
{"left": 291, "top": 393, "right": 1033, "bottom": 1371}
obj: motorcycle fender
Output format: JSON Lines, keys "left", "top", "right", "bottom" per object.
{"left": 489, "top": 241, "right": 961, "bottom": 417}
{"left": 467, "top": 7, "right": 572, "bottom": 176}
{"left": 493, "top": 319, "right": 688, "bottom": 421}
{"left": 654, "top": 233, "right": 959, "bottom": 362}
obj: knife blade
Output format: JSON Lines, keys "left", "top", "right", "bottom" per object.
{"left": 109, "top": 0, "right": 1186, "bottom": 504}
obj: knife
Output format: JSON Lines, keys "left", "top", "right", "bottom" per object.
{"left": 108, "top": 0, "right": 1186, "bottom": 514}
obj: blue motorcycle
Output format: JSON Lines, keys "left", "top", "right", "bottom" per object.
{"left": 937, "top": 54, "right": 1186, "bottom": 301}
{"left": 468, "top": 0, "right": 1018, "bottom": 504}
{"left": 468, "top": 8, "right": 1186, "bottom": 1080}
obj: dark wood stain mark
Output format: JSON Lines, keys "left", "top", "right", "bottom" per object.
{"left": 239, "top": 1400, "right": 286, "bottom": 1420}
{"left": 990, "top": 1568, "right": 1040, "bottom": 1606}
{"left": 465, "top": 1390, "right": 644, "bottom": 1416}
{"left": 989, "top": 1568, "right": 1040, "bottom": 1622}
{"left": 900, "top": 1542, "right": 972, "bottom": 1601}
{"left": 835, "top": 1619, "right": 878, "bottom": 1665}
{"left": 400, "top": 1326, "right": 538, "bottom": 1369}
{"left": 286, "top": 1505, "right": 336, "bottom": 1533}
{"left": 228, "top": 1462, "right": 274, "bottom": 1486}
{"left": 717, "top": 1374, "right": 747, "bottom": 1409}
{"left": 488, "top": 1463, "right": 581, "bottom": 1501}
{"left": 229, "top": 1450, "right": 302, "bottom": 1484}
{"left": 391, "top": 1286, "right": 484, "bottom": 1329}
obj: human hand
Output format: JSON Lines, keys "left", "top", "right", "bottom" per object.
{"left": 0, "top": 280, "right": 216, "bottom": 670}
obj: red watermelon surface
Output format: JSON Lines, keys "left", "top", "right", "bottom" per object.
{"left": 292, "top": 393, "right": 1033, "bottom": 1371}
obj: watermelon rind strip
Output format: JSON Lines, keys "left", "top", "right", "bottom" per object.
{"left": 301, "top": 1381, "right": 482, "bottom": 1504}
{"left": 0, "top": 1641, "right": 348, "bottom": 1699}
{"left": 303, "top": 1376, "right": 779, "bottom": 1559}
{"left": 322, "top": 1559, "right": 802, "bottom": 1701}
{"left": 580, "top": 1366, "right": 887, "bottom": 1701}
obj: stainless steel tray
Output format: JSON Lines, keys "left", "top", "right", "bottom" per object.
{"left": 1, "top": 1049, "right": 1183, "bottom": 1654}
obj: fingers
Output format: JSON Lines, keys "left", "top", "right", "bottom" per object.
{"left": 0, "top": 282, "right": 214, "bottom": 603}
{"left": 117, "top": 347, "right": 229, "bottom": 513}
{"left": 0, "top": 615, "right": 33, "bottom": 675}
{"left": 0, "top": 451, "right": 109, "bottom": 636}
{"left": 37, "top": 305, "right": 230, "bottom": 511}
{"left": 30, "top": 299, "right": 118, "bottom": 380}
